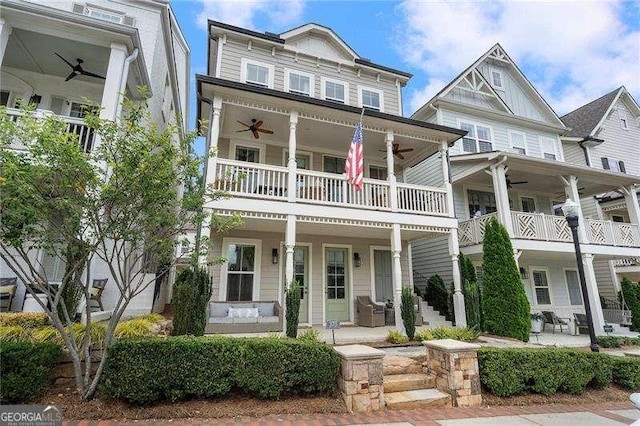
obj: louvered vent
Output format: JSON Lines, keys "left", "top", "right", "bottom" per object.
{"left": 72, "top": 3, "right": 86, "bottom": 14}
{"left": 122, "top": 16, "right": 135, "bottom": 27}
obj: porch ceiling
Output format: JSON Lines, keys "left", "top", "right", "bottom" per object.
{"left": 451, "top": 152, "right": 640, "bottom": 198}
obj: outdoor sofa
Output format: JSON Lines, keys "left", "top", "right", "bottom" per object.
{"left": 205, "top": 300, "right": 283, "bottom": 334}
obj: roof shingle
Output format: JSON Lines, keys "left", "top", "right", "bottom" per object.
{"left": 561, "top": 88, "right": 621, "bottom": 137}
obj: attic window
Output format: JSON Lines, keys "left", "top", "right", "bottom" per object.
{"left": 619, "top": 109, "right": 629, "bottom": 130}
{"left": 491, "top": 70, "right": 503, "bottom": 89}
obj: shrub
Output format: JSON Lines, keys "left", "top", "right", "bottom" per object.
{"left": 387, "top": 329, "right": 409, "bottom": 344}
{"left": 401, "top": 286, "right": 416, "bottom": 340}
{"left": 0, "top": 341, "right": 61, "bottom": 403}
{"left": 478, "top": 348, "right": 613, "bottom": 396}
{"left": 597, "top": 336, "right": 640, "bottom": 348}
{"left": 285, "top": 279, "right": 301, "bottom": 338}
{"left": 621, "top": 277, "right": 640, "bottom": 332}
{"left": 414, "top": 326, "right": 480, "bottom": 342}
{"left": 424, "top": 274, "right": 452, "bottom": 321}
{"left": 298, "top": 328, "right": 321, "bottom": 342}
{"left": 481, "top": 218, "right": 531, "bottom": 342}
{"left": 0, "top": 312, "right": 49, "bottom": 328}
{"left": 172, "top": 267, "right": 211, "bottom": 336}
{"left": 0, "top": 325, "right": 28, "bottom": 342}
{"left": 459, "top": 253, "right": 482, "bottom": 329}
{"left": 135, "top": 313, "right": 165, "bottom": 324}
{"left": 612, "top": 357, "right": 640, "bottom": 390}
{"left": 114, "top": 319, "right": 153, "bottom": 338}
{"left": 101, "top": 336, "right": 340, "bottom": 403}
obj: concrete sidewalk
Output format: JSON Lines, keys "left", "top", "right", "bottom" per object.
{"left": 66, "top": 401, "right": 640, "bottom": 425}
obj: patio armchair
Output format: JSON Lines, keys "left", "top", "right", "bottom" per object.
{"left": 356, "top": 296, "right": 385, "bottom": 327}
{"left": 573, "top": 313, "right": 590, "bottom": 336}
{"left": 0, "top": 278, "right": 17, "bottom": 312}
{"left": 89, "top": 279, "right": 108, "bottom": 311}
{"left": 542, "top": 310, "right": 569, "bottom": 334}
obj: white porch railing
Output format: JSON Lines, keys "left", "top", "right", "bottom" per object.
{"left": 4, "top": 108, "right": 95, "bottom": 152}
{"left": 396, "top": 183, "right": 448, "bottom": 216}
{"left": 212, "top": 159, "right": 288, "bottom": 200}
{"left": 586, "top": 219, "right": 640, "bottom": 247}
{"left": 458, "top": 213, "right": 498, "bottom": 246}
{"left": 613, "top": 257, "right": 640, "bottom": 267}
{"left": 510, "top": 211, "right": 572, "bottom": 242}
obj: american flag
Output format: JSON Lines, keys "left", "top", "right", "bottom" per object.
{"left": 345, "top": 122, "right": 364, "bottom": 191}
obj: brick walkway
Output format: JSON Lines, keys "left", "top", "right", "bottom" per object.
{"left": 65, "top": 401, "right": 638, "bottom": 425}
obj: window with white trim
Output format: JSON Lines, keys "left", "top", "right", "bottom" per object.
{"left": 240, "top": 59, "right": 273, "bottom": 88}
{"left": 508, "top": 130, "right": 527, "bottom": 155}
{"left": 460, "top": 121, "right": 493, "bottom": 153}
{"left": 358, "top": 86, "right": 383, "bottom": 111}
{"left": 521, "top": 196, "right": 536, "bottom": 213}
{"left": 285, "top": 69, "right": 314, "bottom": 97}
{"left": 321, "top": 77, "right": 347, "bottom": 104}
{"left": 180, "top": 240, "right": 190, "bottom": 254}
{"left": 235, "top": 145, "right": 260, "bottom": 163}
{"left": 601, "top": 157, "right": 626, "bottom": 173}
{"left": 532, "top": 269, "right": 551, "bottom": 305}
{"left": 369, "top": 165, "right": 387, "bottom": 180}
{"left": 564, "top": 269, "right": 583, "bottom": 305}
{"left": 619, "top": 109, "right": 629, "bottom": 130}
{"left": 225, "top": 244, "right": 256, "bottom": 301}
{"left": 540, "top": 137, "right": 558, "bottom": 160}
{"left": 491, "top": 70, "right": 503, "bottom": 89}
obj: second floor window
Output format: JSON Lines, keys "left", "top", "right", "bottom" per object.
{"left": 286, "top": 70, "right": 313, "bottom": 96}
{"left": 540, "top": 137, "right": 558, "bottom": 160}
{"left": 323, "top": 78, "right": 347, "bottom": 103}
{"left": 324, "top": 156, "right": 345, "bottom": 174}
{"left": 359, "top": 87, "right": 382, "bottom": 111}
{"left": 241, "top": 59, "right": 273, "bottom": 88}
{"left": 601, "top": 157, "right": 626, "bottom": 173}
{"left": 460, "top": 122, "right": 492, "bottom": 153}
{"left": 236, "top": 146, "right": 260, "bottom": 163}
{"left": 509, "top": 130, "right": 526, "bottom": 155}
{"left": 369, "top": 165, "right": 387, "bottom": 180}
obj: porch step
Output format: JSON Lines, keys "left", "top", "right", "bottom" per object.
{"left": 384, "top": 373, "right": 435, "bottom": 393}
{"left": 383, "top": 355, "right": 424, "bottom": 375}
{"left": 420, "top": 301, "right": 452, "bottom": 327}
{"left": 385, "top": 388, "right": 452, "bottom": 410}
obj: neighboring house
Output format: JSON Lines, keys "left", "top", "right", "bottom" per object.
{"left": 196, "top": 21, "right": 467, "bottom": 328}
{"left": 408, "top": 44, "right": 640, "bottom": 335}
{"left": 0, "top": 0, "right": 190, "bottom": 314}
{"left": 560, "top": 87, "right": 640, "bottom": 318}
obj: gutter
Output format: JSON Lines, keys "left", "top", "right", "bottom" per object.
{"left": 115, "top": 48, "right": 139, "bottom": 119}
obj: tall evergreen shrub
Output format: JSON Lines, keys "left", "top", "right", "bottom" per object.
{"left": 621, "top": 277, "right": 640, "bottom": 332}
{"left": 401, "top": 286, "right": 416, "bottom": 339}
{"left": 172, "top": 267, "right": 211, "bottom": 336}
{"left": 285, "top": 280, "right": 301, "bottom": 338}
{"left": 481, "top": 218, "right": 531, "bottom": 341}
{"left": 459, "top": 253, "right": 482, "bottom": 329}
{"left": 425, "top": 274, "right": 452, "bottom": 321}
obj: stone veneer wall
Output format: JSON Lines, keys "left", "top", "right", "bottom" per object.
{"left": 334, "top": 344, "right": 385, "bottom": 413}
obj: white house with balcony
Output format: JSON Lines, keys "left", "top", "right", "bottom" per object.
{"left": 560, "top": 86, "right": 640, "bottom": 323}
{"left": 196, "top": 21, "right": 468, "bottom": 329}
{"left": 0, "top": 0, "right": 190, "bottom": 314}
{"left": 408, "top": 44, "right": 640, "bottom": 335}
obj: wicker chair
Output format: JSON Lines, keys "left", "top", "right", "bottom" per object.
{"left": 0, "top": 278, "right": 17, "bottom": 312}
{"left": 573, "top": 313, "right": 589, "bottom": 335}
{"left": 356, "top": 296, "right": 385, "bottom": 327}
{"left": 542, "top": 311, "right": 569, "bottom": 333}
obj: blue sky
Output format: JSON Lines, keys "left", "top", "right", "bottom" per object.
{"left": 172, "top": 0, "right": 640, "bottom": 134}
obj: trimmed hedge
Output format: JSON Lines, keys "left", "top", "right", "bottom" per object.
{"left": 478, "top": 348, "right": 613, "bottom": 396}
{"left": 101, "top": 336, "right": 340, "bottom": 404}
{"left": 612, "top": 357, "right": 640, "bottom": 391}
{"left": 597, "top": 335, "right": 640, "bottom": 348}
{"left": 0, "top": 341, "right": 61, "bottom": 403}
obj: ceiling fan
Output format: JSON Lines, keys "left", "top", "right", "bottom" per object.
{"left": 379, "top": 142, "right": 414, "bottom": 160}
{"left": 55, "top": 53, "right": 105, "bottom": 82}
{"left": 505, "top": 174, "right": 528, "bottom": 189}
{"left": 236, "top": 119, "right": 274, "bottom": 139}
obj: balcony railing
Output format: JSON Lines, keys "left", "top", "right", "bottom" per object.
{"left": 613, "top": 257, "right": 640, "bottom": 267}
{"left": 4, "top": 108, "right": 95, "bottom": 152}
{"left": 458, "top": 211, "right": 640, "bottom": 248}
{"left": 212, "top": 158, "right": 449, "bottom": 216}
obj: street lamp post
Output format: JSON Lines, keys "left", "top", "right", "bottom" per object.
{"left": 561, "top": 199, "right": 599, "bottom": 352}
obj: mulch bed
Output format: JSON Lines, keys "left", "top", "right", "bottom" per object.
{"left": 482, "top": 385, "right": 632, "bottom": 406}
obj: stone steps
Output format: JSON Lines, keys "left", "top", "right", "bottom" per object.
{"left": 384, "top": 373, "right": 435, "bottom": 393}
{"left": 420, "top": 302, "right": 452, "bottom": 327}
{"left": 383, "top": 355, "right": 424, "bottom": 376}
{"left": 384, "top": 388, "right": 452, "bottom": 410}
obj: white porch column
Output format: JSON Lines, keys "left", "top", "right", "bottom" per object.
{"left": 391, "top": 224, "right": 404, "bottom": 334}
{"left": 621, "top": 186, "right": 640, "bottom": 225}
{"left": 440, "top": 142, "right": 454, "bottom": 216}
{"left": 386, "top": 131, "right": 398, "bottom": 212}
{"left": 448, "top": 229, "right": 467, "bottom": 327}
{"left": 0, "top": 19, "right": 12, "bottom": 66}
{"left": 287, "top": 111, "right": 298, "bottom": 203}
{"left": 490, "top": 162, "right": 513, "bottom": 236}
{"left": 99, "top": 43, "right": 128, "bottom": 122}
{"left": 284, "top": 214, "right": 296, "bottom": 288}
{"left": 563, "top": 175, "right": 588, "bottom": 243}
{"left": 204, "top": 96, "right": 223, "bottom": 189}
{"left": 583, "top": 253, "right": 606, "bottom": 336}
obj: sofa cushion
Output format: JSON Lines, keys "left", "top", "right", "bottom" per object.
{"left": 258, "top": 316, "right": 279, "bottom": 324}
{"left": 231, "top": 303, "right": 253, "bottom": 309}
{"left": 209, "top": 303, "right": 229, "bottom": 318}
{"left": 209, "top": 317, "right": 233, "bottom": 324}
{"left": 254, "top": 302, "right": 275, "bottom": 316}
{"left": 233, "top": 317, "right": 258, "bottom": 324}
{"left": 228, "top": 307, "right": 259, "bottom": 318}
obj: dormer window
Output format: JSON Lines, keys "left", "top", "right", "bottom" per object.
{"left": 322, "top": 77, "right": 347, "bottom": 104}
{"left": 491, "top": 70, "right": 503, "bottom": 89}
{"left": 241, "top": 59, "right": 273, "bottom": 89}
{"left": 285, "top": 69, "right": 314, "bottom": 97}
{"left": 358, "top": 86, "right": 383, "bottom": 112}
{"left": 619, "top": 109, "right": 629, "bottom": 130}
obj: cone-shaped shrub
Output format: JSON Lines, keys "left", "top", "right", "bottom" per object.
{"left": 621, "top": 277, "right": 640, "bottom": 332}
{"left": 401, "top": 286, "right": 416, "bottom": 340}
{"left": 172, "top": 267, "right": 211, "bottom": 336}
{"left": 460, "top": 253, "right": 482, "bottom": 330}
{"left": 285, "top": 279, "right": 301, "bottom": 338}
{"left": 481, "top": 218, "right": 531, "bottom": 341}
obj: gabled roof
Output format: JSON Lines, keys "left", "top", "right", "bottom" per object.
{"left": 561, "top": 86, "right": 640, "bottom": 138}
{"left": 412, "top": 43, "right": 565, "bottom": 128}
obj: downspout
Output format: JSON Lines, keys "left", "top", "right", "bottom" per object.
{"left": 578, "top": 139, "right": 591, "bottom": 167}
{"left": 114, "top": 48, "right": 139, "bottom": 119}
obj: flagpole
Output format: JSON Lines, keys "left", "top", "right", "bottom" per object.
{"left": 359, "top": 107, "right": 365, "bottom": 124}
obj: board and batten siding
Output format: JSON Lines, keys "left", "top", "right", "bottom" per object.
{"left": 562, "top": 141, "right": 587, "bottom": 166}
{"left": 590, "top": 100, "right": 640, "bottom": 176}
{"left": 444, "top": 87, "right": 497, "bottom": 111}
{"left": 216, "top": 37, "right": 401, "bottom": 115}
{"left": 410, "top": 236, "right": 453, "bottom": 290}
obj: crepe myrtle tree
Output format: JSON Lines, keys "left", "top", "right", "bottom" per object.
{"left": 0, "top": 92, "right": 219, "bottom": 400}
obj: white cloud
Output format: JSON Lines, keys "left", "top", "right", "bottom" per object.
{"left": 397, "top": 0, "right": 640, "bottom": 116}
{"left": 195, "top": 0, "right": 304, "bottom": 32}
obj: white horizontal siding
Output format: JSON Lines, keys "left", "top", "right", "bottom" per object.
{"left": 594, "top": 259, "right": 616, "bottom": 301}
{"left": 404, "top": 154, "right": 444, "bottom": 187}
{"left": 562, "top": 141, "right": 587, "bottom": 166}
{"left": 410, "top": 236, "right": 452, "bottom": 292}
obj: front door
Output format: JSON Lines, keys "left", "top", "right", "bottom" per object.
{"left": 325, "top": 248, "right": 349, "bottom": 321}
{"left": 283, "top": 246, "right": 309, "bottom": 323}
{"left": 373, "top": 250, "right": 393, "bottom": 304}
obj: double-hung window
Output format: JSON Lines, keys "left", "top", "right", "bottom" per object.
{"left": 601, "top": 157, "right": 626, "bottom": 173}
{"left": 225, "top": 243, "right": 257, "bottom": 301}
{"left": 358, "top": 86, "right": 383, "bottom": 111}
{"left": 531, "top": 269, "right": 551, "bottom": 305}
{"left": 285, "top": 69, "right": 314, "bottom": 97}
{"left": 508, "top": 130, "right": 527, "bottom": 155}
{"left": 491, "top": 70, "right": 503, "bottom": 89}
{"left": 322, "top": 77, "right": 347, "bottom": 104}
{"left": 564, "top": 270, "right": 583, "bottom": 305}
{"left": 241, "top": 59, "right": 273, "bottom": 88}
{"left": 540, "top": 137, "right": 558, "bottom": 160}
{"left": 460, "top": 121, "right": 493, "bottom": 153}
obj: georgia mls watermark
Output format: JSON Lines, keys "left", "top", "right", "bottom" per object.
{"left": 0, "top": 405, "right": 62, "bottom": 426}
